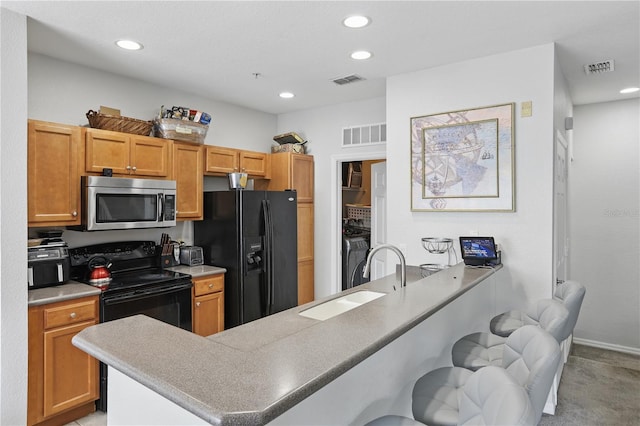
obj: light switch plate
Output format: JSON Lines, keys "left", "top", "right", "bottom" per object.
{"left": 521, "top": 101, "right": 532, "bottom": 117}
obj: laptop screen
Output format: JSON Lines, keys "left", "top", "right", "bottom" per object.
{"left": 459, "top": 237, "right": 497, "bottom": 266}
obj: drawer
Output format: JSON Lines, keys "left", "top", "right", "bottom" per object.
{"left": 44, "top": 299, "right": 98, "bottom": 330}
{"left": 193, "top": 274, "right": 224, "bottom": 296}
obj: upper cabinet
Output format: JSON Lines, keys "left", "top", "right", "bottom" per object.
{"left": 171, "top": 141, "right": 203, "bottom": 220}
{"left": 28, "top": 119, "right": 272, "bottom": 227}
{"left": 204, "top": 146, "right": 270, "bottom": 179}
{"left": 268, "top": 152, "right": 314, "bottom": 203}
{"left": 28, "top": 120, "right": 82, "bottom": 227}
{"left": 84, "top": 128, "right": 170, "bottom": 178}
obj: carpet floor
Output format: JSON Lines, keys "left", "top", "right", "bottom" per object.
{"left": 538, "top": 343, "right": 640, "bottom": 426}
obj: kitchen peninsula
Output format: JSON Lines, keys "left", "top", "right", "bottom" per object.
{"left": 73, "top": 263, "right": 506, "bottom": 425}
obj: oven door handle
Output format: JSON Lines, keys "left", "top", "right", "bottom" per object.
{"left": 102, "top": 281, "right": 193, "bottom": 305}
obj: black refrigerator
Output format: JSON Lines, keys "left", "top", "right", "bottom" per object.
{"left": 194, "top": 190, "right": 298, "bottom": 328}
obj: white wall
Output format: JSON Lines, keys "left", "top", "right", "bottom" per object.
{"left": 0, "top": 7, "right": 28, "bottom": 424}
{"left": 570, "top": 98, "right": 640, "bottom": 352}
{"left": 279, "top": 45, "right": 558, "bottom": 305}
{"left": 277, "top": 97, "right": 386, "bottom": 299}
{"left": 27, "top": 53, "right": 278, "bottom": 247}
{"left": 387, "top": 44, "right": 557, "bottom": 305}
{"left": 28, "top": 53, "right": 276, "bottom": 152}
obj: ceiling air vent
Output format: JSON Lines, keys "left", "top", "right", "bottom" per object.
{"left": 332, "top": 74, "right": 365, "bottom": 85}
{"left": 584, "top": 60, "right": 615, "bottom": 75}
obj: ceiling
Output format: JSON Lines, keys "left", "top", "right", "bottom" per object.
{"left": 4, "top": 1, "right": 639, "bottom": 115}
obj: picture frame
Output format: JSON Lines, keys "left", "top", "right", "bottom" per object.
{"left": 410, "top": 103, "right": 515, "bottom": 212}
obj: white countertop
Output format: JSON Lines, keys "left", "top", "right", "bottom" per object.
{"left": 166, "top": 264, "right": 226, "bottom": 277}
{"left": 28, "top": 281, "right": 102, "bottom": 306}
{"left": 73, "top": 263, "right": 500, "bottom": 425}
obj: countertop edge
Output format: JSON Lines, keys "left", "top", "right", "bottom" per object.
{"left": 256, "top": 265, "right": 500, "bottom": 423}
{"left": 28, "top": 282, "right": 102, "bottom": 306}
{"left": 73, "top": 264, "right": 500, "bottom": 425}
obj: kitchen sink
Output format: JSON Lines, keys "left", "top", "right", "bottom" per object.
{"left": 299, "top": 290, "right": 386, "bottom": 321}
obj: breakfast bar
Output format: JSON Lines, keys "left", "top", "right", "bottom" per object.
{"left": 73, "top": 263, "right": 506, "bottom": 425}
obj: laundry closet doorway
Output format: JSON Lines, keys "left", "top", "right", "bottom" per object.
{"left": 331, "top": 152, "right": 385, "bottom": 296}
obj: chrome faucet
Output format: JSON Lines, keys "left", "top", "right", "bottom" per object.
{"left": 363, "top": 244, "right": 407, "bottom": 289}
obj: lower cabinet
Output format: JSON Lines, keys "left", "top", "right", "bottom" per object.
{"left": 28, "top": 295, "right": 99, "bottom": 426}
{"left": 192, "top": 274, "right": 225, "bottom": 336}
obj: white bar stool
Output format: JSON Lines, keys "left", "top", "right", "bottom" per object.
{"left": 411, "top": 325, "right": 561, "bottom": 426}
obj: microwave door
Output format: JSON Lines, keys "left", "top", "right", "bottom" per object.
{"left": 98, "top": 196, "right": 115, "bottom": 221}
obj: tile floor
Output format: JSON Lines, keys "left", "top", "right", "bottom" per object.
{"left": 64, "top": 410, "right": 106, "bottom": 426}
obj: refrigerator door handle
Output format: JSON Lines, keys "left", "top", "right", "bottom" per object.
{"left": 262, "top": 199, "right": 275, "bottom": 315}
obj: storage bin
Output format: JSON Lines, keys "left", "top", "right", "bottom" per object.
{"left": 153, "top": 118, "right": 208, "bottom": 144}
{"left": 271, "top": 143, "right": 305, "bottom": 154}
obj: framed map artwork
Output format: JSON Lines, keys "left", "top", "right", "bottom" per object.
{"left": 410, "top": 103, "right": 515, "bottom": 212}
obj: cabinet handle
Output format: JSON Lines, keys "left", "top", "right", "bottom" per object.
{"left": 70, "top": 312, "right": 77, "bottom": 319}
{"left": 208, "top": 283, "right": 214, "bottom": 289}
{"left": 126, "top": 165, "right": 132, "bottom": 170}
{"left": 196, "top": 302, "right": 201, "bottom": 307}
{"left": 132, "top": 166, "right": 137, "bottom": 172}
{"left": 72, "top": 211, "right": 78, "bottom": 217}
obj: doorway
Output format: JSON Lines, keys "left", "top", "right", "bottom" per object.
{"left": 330, "top": 152, "right": 385, "bottom": 295}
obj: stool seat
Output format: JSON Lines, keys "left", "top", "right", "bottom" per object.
{"left": 364, "top": 415, "right": 424, "bottom": 426}
{"left": 412, "top": 366, "right": 473, "bottom": 426}
{"left": 451, "top": 332, "right": 506, "bottom": 371}
{"left": 412, "top": 364, "right": 536, "bottom": 426}
{"left": 455, "top": 299, "right": 568, "bottom": 373}
{"left": 490, "top": 298, "right": 570, "bottom": 341}
{"left": 412, "top": 325, "right": 560, "bottom": 426}
{"left": 489, "top": 309, "right": 525, "bottom": 337}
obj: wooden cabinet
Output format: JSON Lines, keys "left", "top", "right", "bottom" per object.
{"left": 171, "top": 141, "right": 203, "bottom": 220}
{"left": 84, "top": 128, "right": 170, "bottom": 177}
{"left": 27, "top": 120, "right": 82, "bottom": 227}
{"left": 267, "top": 152, "right": 314, "bottom": 202}
{"left": 257, "top": 152, "right": 315, "bottom": 304}
{"left": 204, "top": 146, "right": 270, "bottom": 178}
{"left": 28, "top": 296, "right": 99, "bottom": 426}
{"left": 192, "top": 274, "right": 225, "bottom": 336}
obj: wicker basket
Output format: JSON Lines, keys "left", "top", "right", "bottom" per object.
{"left": 86, "top": 110, "right": 153, "bottom": 136}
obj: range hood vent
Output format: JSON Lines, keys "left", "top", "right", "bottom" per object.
{"left": 584, "top": 60, "right": 615, "bottom": 75}
{"left": 332, "top": 74, "right": 365, "bottom": 85}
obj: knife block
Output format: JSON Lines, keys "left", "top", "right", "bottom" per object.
{"left": 157, "top": 245, "right": 180, "bottom": 269}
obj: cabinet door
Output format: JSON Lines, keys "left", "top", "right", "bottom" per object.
{"left": 130, "top": 135, "right": 170, "bottom": 177}
{"left": 204, "top": 146, "right": 239, "bottom": 175}
{"left": 193, "top": 292, "right": 224, "bottom": 336}
{"left": 291, "top": 154, "right": 314, "bottom": 203}
{"left": 240, "top": 151, "right": 270, "bottom": 178}
{"left": 85, "top": 128, "right": 131, "bottom": 174}
{"left": 28, "top": 120, "right": 81, "bottom": 226}
{"left": 298, "top": 259, "right": 315, "bottom": 305}
{"left": 172, "top": 142, "right": 203, "bottom": 220}
{"left": 297, "top": 203, "right": 314, "bottom": 263}
{"left": 43, "top": 321, "right": 99, "bottom": 417}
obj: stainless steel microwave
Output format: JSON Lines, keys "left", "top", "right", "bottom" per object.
{"left": 81, "top": 176, "right": 177, "bottom": 231}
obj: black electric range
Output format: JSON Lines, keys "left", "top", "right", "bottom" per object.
{"left": 69, "top": 241, "right": 191, "bottom": 293}
{"left": 68, "top": 240, "right": 193, "bottom": 412}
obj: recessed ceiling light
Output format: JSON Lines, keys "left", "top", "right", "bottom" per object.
{"left": 116, "top": 39, "right": 143, "bottom": 51}
{"left": 343, "top": 15, "right": 370, "bottom": 29}
{"left": 351, "top": 50, "right": 372, "bottom": 60}
{"left": 620, "top": 87, "right": 639, "bottom": 94}
{"left": 279, "top": 92, "right": 295, "bottom": 99}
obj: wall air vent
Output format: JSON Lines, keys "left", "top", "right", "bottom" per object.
{"left": 332, "top": 74, "right": 365, "bottom": 85}
{"left": 342, "top": 123, "right": 386, "bottom": 147}
{"left": 584, "top": 60, "right": 615, "bottom": 75}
